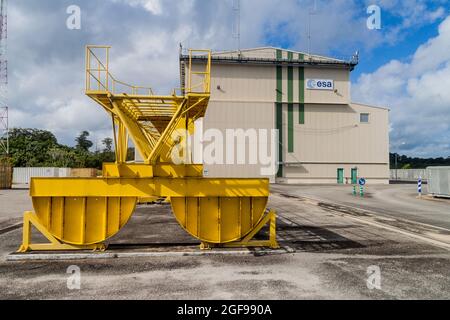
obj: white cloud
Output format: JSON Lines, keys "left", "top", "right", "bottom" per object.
{"left": 353, "top": 15, "right": 450, "bottom": 157}
{"left": 7, "top": 0, "right": 449, "bottom": 157}
{"left": 112, "top": 0, "right": 163, "bottom": 15}
{"left": 364, "top": 0, "right": 447, "bottom": 45}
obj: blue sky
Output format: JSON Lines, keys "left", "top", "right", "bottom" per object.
{"left": 352, "top": 5, "right": 446, "bottom": 81}
{"left": 262, "top": 1, "right": 448, "bottom": 81}
{"left": 6, "top": 0, "right": 450, "bottom": 158}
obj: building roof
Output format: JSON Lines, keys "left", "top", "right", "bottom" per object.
{"left": 181, "top": 46, "right": 359, "bottom": 70}
{"left": 212, "top": 47, "right": 344, "bottom": 62}
{"left": 351, "top": 102, "right": 390, "bottom": 111}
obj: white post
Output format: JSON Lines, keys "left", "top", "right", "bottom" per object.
{"left": 418, "top": 176, "right": 422, "bottom": 197}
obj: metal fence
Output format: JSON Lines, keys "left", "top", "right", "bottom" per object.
{"left": 390, "top": 169, "right": 427, "bottom": 181}
{"left": 0, "top": 162, "right": 12, "bottom": 189}
{"left": 427, "top": 167, "right": 450, "bottom": 198}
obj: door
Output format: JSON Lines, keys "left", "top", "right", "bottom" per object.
{"left": 351, "top": 168, "right": 358, "bottom": 185}
{"left": 337, "top": 168, "right": 344, "bottom": 184}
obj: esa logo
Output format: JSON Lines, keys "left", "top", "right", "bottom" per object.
{"left": 306, "top": 79, "right": 334, "bottom": 91}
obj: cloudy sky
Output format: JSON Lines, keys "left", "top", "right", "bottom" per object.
{"left": 6, "top": 0, "right": 450, "bottom": 157}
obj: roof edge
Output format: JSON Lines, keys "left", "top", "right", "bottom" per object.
{"left": 351, "top": 101, "right": 390, "bottom": 111}
{"left": 211, "top": 46, "right": 346, "bottom": 63}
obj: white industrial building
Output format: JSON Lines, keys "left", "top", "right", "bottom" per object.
{"left": 180, "top": 47, "right": 390, "bottom": 184}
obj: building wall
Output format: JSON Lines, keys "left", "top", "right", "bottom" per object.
{"left": 186, "top": 49, "right": 389, "bottom": 184}
{"left": 190, "top": 55, "right": 351, "bottom": 104}
{"left": 304, "top": 67, "right": 350, "bottom": 104}
{"left": 282, "top": 103, "right": 389, "bottom": 164}
{"left": 281, "top": 164, "right": 389, "bottom": 185}
{"left": 202, "top": 100, "right": 276, "bottom": 182}
{"left": 209, "top": 64, "right": 275, "bottom": 102}
{"left": 278, "top": 102, "right": 389, "bottom": 184}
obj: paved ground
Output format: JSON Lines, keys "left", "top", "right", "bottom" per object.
{"left": 272, "top": 184, "right": 450, "bottom": 230}
{"left": 0, "top": 186, "right": 30, "bottom": 229}
{"left": 0, "top": 186, "right": 449, "bottom": 300}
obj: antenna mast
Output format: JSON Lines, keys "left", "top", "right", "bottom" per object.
{"left": 232, "top": 0, "right": 241, "bottom": 53}
{"left": 308, "top": 0, "right": 317, "bottom": 60}
{"left": 0, "top": 0, "right": 8, "bottom": 156}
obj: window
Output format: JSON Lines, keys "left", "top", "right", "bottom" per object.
{"left": 360, "top": 113, "right": 370, "bottom": 123}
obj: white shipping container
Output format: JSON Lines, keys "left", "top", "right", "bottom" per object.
{"left": 427, "top": 167, "right": 450, "bottom": 198}
{"left": 13, "top": 167, "right": 71, "bottom": 185}
{"left": 58, "top": 168, "right": 71, "bottom": 178}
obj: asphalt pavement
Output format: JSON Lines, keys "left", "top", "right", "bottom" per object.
{"left": 0, "top": 189, "right": 449, "bottom": 299}
{"left": 271, "top": 184, "right": 450, "bottom": 230}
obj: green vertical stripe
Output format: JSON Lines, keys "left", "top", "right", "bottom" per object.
{"left": 288, "top": 67, "right": 293, "bottom": 103}
{"left": 276, "top": 49, "right": 283, "bottom": 60}
{"left": 287, "top": 52, "right": 293, "bottom": 61}
{"left": 276, "top": 49, "right": 283, "bottom": 102}
{"left": 287, "top": 60, "right": 294, "bottom": 153}
{"left": 276, "top": 103, "right": 283, "bottom": 177}
{"left": 276, "top": 49, "right": 284, "bottom": 178}
{"left": 299, "top": 67, "right": 305, "bottom": 103}
{"left": 288, "top": 104, "right": 294, "bottom": 153}
{"left": 277, "top": 66, "right": 283, "bottom": 102}
{"left": 298, "top": 53, "right": 304, "bottom": 61}
{"left": 276, "top": 49, "right": 283, "bottom": 178}
{"left": 288, "top": 51, "right": 294, "bottom": 103}
{"left": 299, "top": 104, "right": 305, "bottom": 124}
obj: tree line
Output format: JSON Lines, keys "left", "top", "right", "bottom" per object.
{"left": 1, "top": 128, "right": 134, "bottom": 169}
{"left": 1, "top": 128, "right": 449, "bottom": 170}
{"left": 390, "top": 153, "right": 450, "bottom": 169}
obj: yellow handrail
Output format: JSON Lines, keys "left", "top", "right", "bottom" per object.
{"left": 187, "top": 49, "right": 211, "bottom": 94}
{"left": 85, "top": 45, "right": 154, "bottom": 95}
{"left": 86, "top": 46, "right": 211, "bottom": 97}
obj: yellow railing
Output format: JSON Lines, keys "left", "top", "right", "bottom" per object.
{"left": 86, "top": 46, "right": 211, "bottom": 97}
{"left": 187, "top": 49, "right": 211, "bottom": 94}
{"left": 85, "top": 45, "right": 154, "bottom": 95}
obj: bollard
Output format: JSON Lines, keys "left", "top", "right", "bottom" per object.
{"left": 353, "top": 185, "right": 357, "bottom": 196}
{"left": 358, "top": 178, "right": 366, "bottom": 198}
{"left": 418, "top": 177, "right": 422, "bottom": 197}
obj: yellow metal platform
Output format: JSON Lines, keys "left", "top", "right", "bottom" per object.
{"left": 18, "top": 46, "right": 278, "bottom": 253}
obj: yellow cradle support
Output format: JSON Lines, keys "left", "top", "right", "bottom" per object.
{"left": 17, "top": 46, "right": 279, "bottom": 252}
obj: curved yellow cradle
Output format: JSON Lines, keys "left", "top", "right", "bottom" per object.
{"left": 18, "top": 46, "right": 278, "bottom": 252}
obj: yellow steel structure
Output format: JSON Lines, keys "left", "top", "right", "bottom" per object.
{"left": 17, "top": 46, "right": 279, "bottom": 252}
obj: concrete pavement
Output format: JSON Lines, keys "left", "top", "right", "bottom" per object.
{"left": 271, "top": 184, "right": 450, "bottom": 230}
{"left": 0, "top": 190, "right": 449, "bottom": 299}
{"left": 0, "top": 187, "right": 30, "bottom": 230}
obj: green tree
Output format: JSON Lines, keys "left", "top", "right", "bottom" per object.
{"left": 102, "top": 138, "right": 113, "bottom": 152}
{"left": 75, "top": 131, "right": 93, "bottom": 152}
{"left": 47, "top": 146, "right": 83, "bottom": 168}
{"left": 127, "top": 147, "right": 135, "bottom": 161}
{"left": 7, "top": 128, "right": 59, "bottom": 167}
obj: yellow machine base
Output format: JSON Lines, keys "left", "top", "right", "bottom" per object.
{"left": 18, "top": 210, "right": 279, "bottom": 253}
{"left": 16, "top": 47, "right": 280, "bottom": 254}
{"left": 200, "top": 210, "right": 279, "bottom": 250}
{"left": 18, "top": 212, "right": 107, "bottom": 253}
